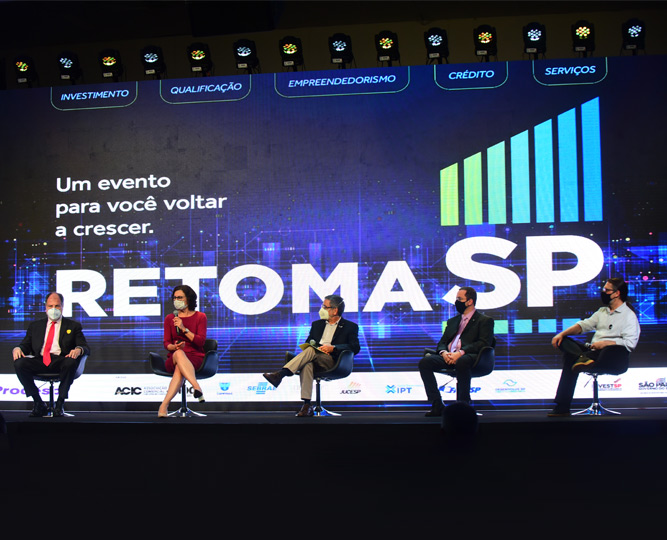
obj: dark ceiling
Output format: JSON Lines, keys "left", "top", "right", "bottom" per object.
{"left": 0, "top": 1, "right": 653, "bottom": 50}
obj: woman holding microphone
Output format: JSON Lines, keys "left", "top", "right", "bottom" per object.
{"left": 158, "top": 285, "right": 208, "bottom": 417}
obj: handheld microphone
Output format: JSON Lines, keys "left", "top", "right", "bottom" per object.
{"left": 310, "top": 340, "right": 317, "bottom": 347}
{"left": 173, "top": 310, "right": 181, "bottom": 334}
{"left": 584, "top": 342, "right": 591, "bottom": 349}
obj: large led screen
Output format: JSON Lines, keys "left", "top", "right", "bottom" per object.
{"left": 1, "top": 55, "right": 665, "bottom": 406}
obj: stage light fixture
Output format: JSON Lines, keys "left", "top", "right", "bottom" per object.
{"left": 474, "top": 25, "right": 497, "bottom": 59}
{"left": 523, "top": 22, "right": 546, "bottom": 57}
{"left": 57, "top": 51, "right": 81, "bottom": 82}
{"left": 572, "top": 20, "right": 595, "bottom": 56}
{"left": 233, "top": 39, "right": 259, "bottom": 72}
{"left": 99, "top": 49, "right": 123, "bottom": 81}
{"left": 187, "top": 42, "right": 212, "bottom": 75}
{"left": 279, "top": 36, "right": 304, "bottom": 69}
{"left": 328, "top": 33, "right": 353, "bottom": 66}
{"left": 141, "top": 45, "right": 166, "bottom": 78}
{"left": 375, "top": 30, "right": 400, "bottom": 65}
{"left": 14, "top": 56, "right": 37, "bottom": 86}
{"left": 622, "top": 19, "right": 645, "bottom": 52}
{"left": 424, "top": 27, "right": 449, "bottom": 63}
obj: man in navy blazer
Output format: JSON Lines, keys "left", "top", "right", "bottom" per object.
{"left": 263, "top": 294, "right": 360, "bottom": 417}
{"left": 12, "top": 292, "right": 90, "bottom": 417}
{"left": 419, "top": 287, "right": 494, "bottom": 416}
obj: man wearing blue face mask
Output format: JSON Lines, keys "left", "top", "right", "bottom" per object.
{"left": 263, "top": 294, "right": 360, "bottom": 417}
{"left": 419, "top": 286, "right": 494, "bottom": 416}
{"left": 548, "top": 277, "right": 640, "bottom": 417}
{"left": 12, "top": 292, "right": 90, "bottom": 417}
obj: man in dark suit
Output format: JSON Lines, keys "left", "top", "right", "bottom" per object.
{"left": 419, "top": 286, "right": 494, "bottom": 416}
{"left": 12, "top": 292, "right": 90, "bottom": 417}
{"left": 263, "top": 294, "right": 360, "bottom": 417}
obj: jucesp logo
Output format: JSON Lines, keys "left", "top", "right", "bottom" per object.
{"left": 440, "top": 97, "right": 602, "bottom": 226}
{"left": 341, "top": 381, "right": 361, "bottom": 394}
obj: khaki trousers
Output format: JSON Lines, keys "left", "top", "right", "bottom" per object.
{"left": 284, "top": 346, "right": 335, "bottom": 400}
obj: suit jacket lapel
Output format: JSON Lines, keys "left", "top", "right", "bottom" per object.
{"left": 35, "top": 318, "right": 48, "bottom": 351}
{"left": 57, "top": 318, "right": 68, "bottom": 347}
{"left": 331, "top": 318, "right": 345, "bottom": 343}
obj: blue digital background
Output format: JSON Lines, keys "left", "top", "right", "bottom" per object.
{"left": 1, "top": 55, "right": 664, "bottom": 375}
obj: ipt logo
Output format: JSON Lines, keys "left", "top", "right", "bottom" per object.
{"left": 440, "top": 97, "right": 602, "bottom": 227}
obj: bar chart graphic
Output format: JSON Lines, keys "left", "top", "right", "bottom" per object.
{"left": 440, "top": 97, "right": 602, "bottom": 226}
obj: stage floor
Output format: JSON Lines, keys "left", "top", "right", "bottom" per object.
{"left": 3, "top": 405, "right": 667, "bottom": 425}
{"left": 2, "top": 406, "right": 666, "bottom": 532}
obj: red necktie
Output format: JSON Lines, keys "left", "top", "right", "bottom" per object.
{"left": 43, "top": 321, "right": 56, "bottom": 366}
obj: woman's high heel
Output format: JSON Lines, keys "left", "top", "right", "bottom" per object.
{"left": 158, "top": 406, "right": 169, "bottom": 418}
{"left": 193, "top": 389, "right": 205, "bottom": 402}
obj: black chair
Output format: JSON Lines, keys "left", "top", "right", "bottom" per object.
{"left": 34, "top": 354, "right": 88, "bottom": 417}
{"left": 149, "top": 339, "right": 219, "bottom": 417}
{"left": 285, "top": 349, "right": 355, "bottom": 417}
{"left": 572, "top": 347, "right": 630, "bottom": 416}
{"left": 423, "top": 337, "right": 496, "bottom": 409}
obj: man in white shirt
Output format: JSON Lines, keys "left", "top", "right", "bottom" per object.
{"left": 549, "top": 277, "right": 640, "bottom": 417}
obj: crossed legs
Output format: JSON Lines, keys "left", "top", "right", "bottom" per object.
{"left": 159, "top": 350, "right": 203, "bottom": 415}
{"left": 553, "top": 338, "right": 629, "bottom": 412}
{"left": 284, "top": 347, "right": 335, "bottom": 400}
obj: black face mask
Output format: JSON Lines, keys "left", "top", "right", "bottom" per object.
{"left": 600, "top": 290, "right": 614, "bottom": 305}
{"left": 455, "top": 300, "right": 468, "bottom": 314}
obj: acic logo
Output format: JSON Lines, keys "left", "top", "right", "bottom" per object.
{"left": 115, "top": 387, "right": 142, "bottom": 395}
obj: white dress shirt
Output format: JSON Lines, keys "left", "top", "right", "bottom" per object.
{"left": 41, "top": 318, "right": 62, "bottom": 356}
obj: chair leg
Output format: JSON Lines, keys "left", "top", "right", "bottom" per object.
{"left": 43, "top": 381, "right": 56, "bottom": 418}
{"left": 312, "top": 379, "right": 341, "bottom": 417}
{"left": 169, "top": 382, "right": 206, "bottom": 418}
{"left": 572, "top": 374, "right": 621, "bottom": 416}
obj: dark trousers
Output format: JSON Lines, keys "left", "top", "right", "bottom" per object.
{"left": 554, "top": 338, "right": 630, "bottom": 410}
{"left": 419, "top": 352, "right": 476, "bottom": 406}
{"left": 14, "top": 355, "right": 79, "bottom": 402}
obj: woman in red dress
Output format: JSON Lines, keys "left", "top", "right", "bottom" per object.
{"left": 158, "top": 285, "right": 208, "bottom": 417}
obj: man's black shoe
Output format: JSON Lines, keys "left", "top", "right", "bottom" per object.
{"left": 547, "top": 408, "right": 571, "bottom": 417}
{"left": 53, "top": 402, "right": 65, "bottom": 417}
{"left": 425, "top": 406, "right": 444, "bottom": 417}
{"left": 572, "top": 357, "right": 595, "bottom": 373}
{"left": 29, "top": 402, "right": 48, "bottom": 417}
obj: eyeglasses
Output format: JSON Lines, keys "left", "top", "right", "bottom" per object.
{"left": 602, "top": 287, "right": 617, "bottom": 293}
{"left": 321, "top": 304, "right": 335, "bottom": 310}
{"left": 173, "top": 295, "right": 187, "bottom": 300}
